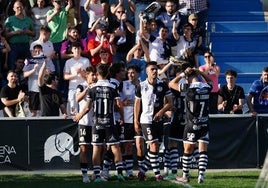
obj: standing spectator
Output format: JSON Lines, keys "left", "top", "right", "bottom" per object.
{"left": 188, "top": 13, "right": 206, "bottom": 65}
{"left": 109, "top": 6, "right": 135, "bottom": 63}
{"left": 172, "top": 22, "right": 198, "bottom": 68}
{"left": 178, "top": 0, "right": 208, "bottom": 30}
{"left": 73, "top": 63, "right": 125, "bottom": 183}
{"left": 84, "top": 0, "right": 104, "bottom": 30}
{"left": 75, "top": 66, "right": 97, "bottom": 183}
{"left": 4, "top": 0, "right": 35, "bottom": 70}
{"left": 0, "top": 70, "right": 25, "bottom": 117}
{"left": 31, "top": 0, "right": 52, "bottom": 40}
{"left": 140, "top": 21, "right": 171, "bottom": 62}
{"left": 76, "top": 0, "right": 90, "bottom": 39}
{"left": 110, "top": 0, "right": 136, "bottom": 24}
{"left": 38, "top": 61, "right": 67, "bottom": 117}
{"left": 155, "top": 0, "right": 180, "bottom": 52}
{"left": 87, "top": 21, "right": 116, "bottom": 66}
{"left": 0, "top": 25, "right": 11, "bottom": 90}
{"left": 63, "top": 41, "right": 91, "bottom": 115}
{"left": 199, "top": 51, "right": 220, "bottom": 114}
{"left": 134, "top": 61, "right": 173, "bottom": 181}
{"left": 170, "top": 67, "right": 212, "bottom": 184}
{"left": 126, "top": 42, "right": 149, "bottom": 82}
{"left": 46, "top": 0, "right": 72, "bottom": 73}
{"left": 218, "top": 69, "right": 245, "bottom": 114}
{"left": 30, "top": 26, "right": 56, "bottom": 71}
{"left": 23, "top": 44, "right": 55, "bottom": 117}
{"left": 247, "top": 67, "right": 268, "bottom": 115}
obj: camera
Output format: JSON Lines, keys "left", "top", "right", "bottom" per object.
{"left": 141, "top": 2, "right": 161, "bottom": 23}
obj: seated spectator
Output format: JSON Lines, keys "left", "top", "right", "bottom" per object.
{"left": 218, "top": 69, "right": 245, "bottom": 114}
{"left": 247, "top": 67, "right": 268, "bottom": 115}
{"left": 0, "top": 70, "right": 25, "bottom": 117}
{"left": 4, "top": 0, "right": 35, "bottom": 70}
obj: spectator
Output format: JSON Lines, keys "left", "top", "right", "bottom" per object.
{"left": 73, "top": 63, "right": 125, "bottom": 183}
{"left": 87, "top": 21, "right": 116, "bottom": 66}
{"left": 63, "top": 41, "right": 91, "bottom": 115}
{"left": 61, "top": 26, "right": 88, "bottom": 60}
{"left": 199, "top": 51, "right": 220, "bottom": 114}
{"left": 4, "top": 0, "right": 35, "bottom": 70}
{"left": 218, "top": 69, "right": 245, "bottom": 114}
{"left": 75, "top": 66, "right": 97, "bottom": 183}
{"left": 30, "top": 26, "right": 56, "bottom": 72}
{"left": 134, "top": 61, "right": 173, "bottom": 181}
{"left": 38, "top": 61, "right": 67, "bottom": 117}
{"left": 84, "top": 0, "right": 104, "bottom": 31}
{"left": 126, "top": 42, "right": 149, "bottom": 81}
{"left": 188, "top": 13, "right": 206, "bottom": 65}
{"left": 110, "top": 0, "right": 136, "bottom": 24}
{"left": 23, "top": 44, "right": 54, "bottom": 116}
{"left": 98, "top": 48, "right": 112, "bottom": 65}
{"left": 172, "top": 22, "right": 198, "bottom": 68}
{"left": 0, "top": 25, "right": 11, "bottom": 90}
{"left": 76, "top": 0, "right": 90, "bottom": 39}
{"left": 140, "top": 17, "right": 171, "bottom": 62}
{"left": 0, "top": 70, "right": 25, "bottom": 117}
{"left": 155, "top": 0, "right": 180, "bottom": 52}
{"left": 170, "top": 67, "right": 212, "bottom": 184}
{"left": 31, "top": 0, "right": 52, "bottom": 40}
{"left": 247, "top": 67, "right": 268, "bottom": 115}
{"left": 46, "top": 0, "right": 72, "bottom": 73}
{"left": 178, "top": 0, "right": 208, "bottom": 30}
{"left": 109, "top": 5, "right": 135, "bottom": 63}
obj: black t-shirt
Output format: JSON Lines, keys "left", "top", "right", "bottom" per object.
{"left": 0, "top": 84, "right": 21, "bottom": 117}
{"left": 218, "top": 85, "right": 245, "bottom": 114}
{"left": 39, "top": 85, "right": 63, "bottom": 116}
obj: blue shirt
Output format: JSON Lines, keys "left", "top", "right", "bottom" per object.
{"left": 248, "top": 80, "right": 268, "bottom": 113}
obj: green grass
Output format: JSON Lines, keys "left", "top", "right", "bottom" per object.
{"left": 0, "top": 170, "right": 260, "bottom": 188}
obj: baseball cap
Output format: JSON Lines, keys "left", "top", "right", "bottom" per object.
{"left": 96, "top": 23, "right": 108, "bottom": 30}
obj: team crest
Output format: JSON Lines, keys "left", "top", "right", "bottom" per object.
{"left": 157, "top": 86, "right": 163, "bottom": 92}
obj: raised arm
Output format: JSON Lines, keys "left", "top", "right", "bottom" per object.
{"left": 38, "top": 61, "right": 46, "bottom": 87}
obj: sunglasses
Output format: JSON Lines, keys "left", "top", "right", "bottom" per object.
{"left": 204, "top": 55, "right": 211, "bottom": 58}
{"left": 54, "top": 0, "right": 61, "bottom": 4}
{"left": 117, "top": 11, "right": 125, "bottom": 14}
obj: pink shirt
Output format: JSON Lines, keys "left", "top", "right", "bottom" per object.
{"left": 199, "top": 64, "right": 219, "bottom": 93}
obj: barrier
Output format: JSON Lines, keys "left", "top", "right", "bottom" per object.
{"left": 0, "top": 115, "right": 267, "bottom": 171}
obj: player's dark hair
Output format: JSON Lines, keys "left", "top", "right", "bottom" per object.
{"left": 44, "top": 73, "right": 57, "bottom": 85}
{"left": 146, "top": 61, "right": 157, "bottom": 68}
{"left": 127, "top": 65, "right": 141, "bottom": 73}
{"left": 96, "top": 64, "right": 110, "bottom": 78}
{"left": 262, "top": 67, "right": 268, "bottom": 72}
{"left": 109, "top": 62, "right": 125, "bottom": 78}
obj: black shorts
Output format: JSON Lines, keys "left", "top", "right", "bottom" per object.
{"left": 28, "top": 91, "right": 40, "bottom": 110}
{"left": 169, "top": 116, "right": 186, "bottom": 141}
{"left": 119, "top": 123, "right": 135, "bottom": 142}
{"left": 141, "top": 121, "right": 163, "bottom": 143}
{"left": 183, "top": 121, "right": 209, "bottom": 144}
{"left": 91, "top": 124, "right": 120, "bottom": 145}
{"left": 78, "top": 124, "right": 92, "bottom": 145}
